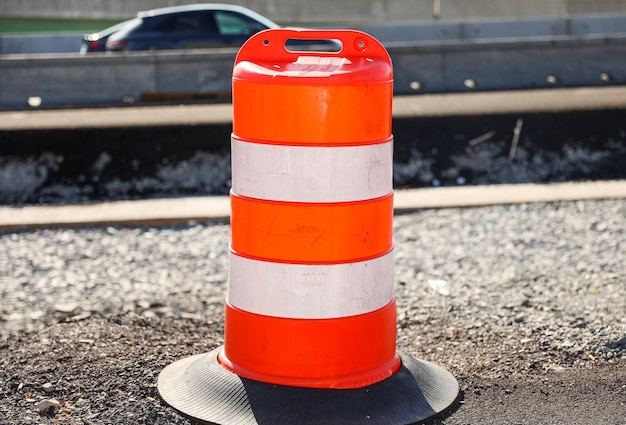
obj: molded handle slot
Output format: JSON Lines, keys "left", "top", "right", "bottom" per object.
{"left": 235, "top": 29, "right": 391, "bottom": 65}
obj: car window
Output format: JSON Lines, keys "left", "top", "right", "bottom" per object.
{"left": 172, "top": 13, "right": 206, "bottom": 34}
{"left": 140, "top": 15, "right": 173, "bottom": 32}
{"left": 215, "top": 11, "right": 267, "bottom": 36}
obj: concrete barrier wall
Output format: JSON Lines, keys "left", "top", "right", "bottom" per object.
{"left": 2, "top": 15, "right": 625, "bottom": 110}
{"left": 391, "top": 36, "right": 626, "bottom": 94}
{"left": 3, "top": 0, "right": 626, "bottom": 23}
{"left": 0, "top": 49, "right": 237, "bottom": 108}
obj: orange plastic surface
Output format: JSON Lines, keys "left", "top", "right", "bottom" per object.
{"left": 232, "top": 82, "right": 392, "bottom": 144}
{"left": 232, "top": 29, "right": 393, "bottom": 144}
{"left": 219, "top": 300, "right": 400, "bottom": 389}
{"left": 230, "top": 192, "right": 393, "bottom": 264}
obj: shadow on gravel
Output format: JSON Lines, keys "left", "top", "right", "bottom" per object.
{"left": 0, "top": 109, "right": 624, "bottom": 205}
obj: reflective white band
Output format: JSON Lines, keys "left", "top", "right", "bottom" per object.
{"left": 227, "top": 250, "right": 395, "bottom": 319}
{"left": 231, "top": 137, "right": 393, "bottom": 202}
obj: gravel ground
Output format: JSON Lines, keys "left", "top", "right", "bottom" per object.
{"left": 1, "top": 198, "right": 625, "bottom": 424}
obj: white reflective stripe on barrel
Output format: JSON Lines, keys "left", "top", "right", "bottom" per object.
{"left": 227, "top": 250, "right": 395, "bottom": 319}
{"left": 231, "top": 137, "right": 393, "bottom": 203}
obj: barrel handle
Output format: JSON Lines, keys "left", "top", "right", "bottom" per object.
{"left": 234, "top": 29, "right": 390, "bottom": 65}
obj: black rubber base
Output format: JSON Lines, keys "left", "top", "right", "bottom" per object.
{"left": 158, "top": 347, "right": 459, "bottom": 425}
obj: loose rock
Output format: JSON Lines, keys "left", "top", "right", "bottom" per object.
{"left": 37, "top": 398, "right": 60, "bottom": 413}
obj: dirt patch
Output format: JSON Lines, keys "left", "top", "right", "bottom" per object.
{"left": 1, "top": 315, "right": 624, "bottom": 424}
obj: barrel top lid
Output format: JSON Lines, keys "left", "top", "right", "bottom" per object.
{"left": 233, "top": 29, "right": 392, "bottom": 84}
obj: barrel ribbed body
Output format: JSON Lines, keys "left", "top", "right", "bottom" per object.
{"left": 221, "top": 29, "right": 397, "bottom": 389}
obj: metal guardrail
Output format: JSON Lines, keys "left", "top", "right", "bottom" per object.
{"left": 1, "top": 15, "right": 625, "bottom": 109}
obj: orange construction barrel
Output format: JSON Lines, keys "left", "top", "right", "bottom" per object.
{"left": 158, "top": 29, "right": 459, "bottom": 424}
{"left": 224, "top": 28, "right": 397, "bottom": 389}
